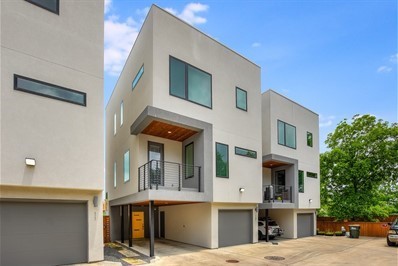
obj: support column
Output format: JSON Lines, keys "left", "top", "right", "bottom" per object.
{"left": 148, "top": 200, "right": 155, "bottom": 257}
{"left": 265, "top": 209, "right": 269, "bottom": 242}
{"left": 129, "top": 204, "right": 133, "bottom": 247}
{"left": 121, "top": 205, "right": 125, "bottom": 244}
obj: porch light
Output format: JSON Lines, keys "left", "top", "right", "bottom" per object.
{"left": 239, "top": 188, "right": 245, "bottom": 193}
{"left": 167, "top": 131, "right": 172, "bottom": 134}
{"left": 25, "top": 158, "right": 36, "bottom": 166}
{"left": 309, "top": 199, "right": 313, "bottom": 203}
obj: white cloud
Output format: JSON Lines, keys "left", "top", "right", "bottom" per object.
{"left": 377, "top": 66, "right": 392, "bottom": 73}
{"left": 319, "top": 115, "right": 336, "bottom": 128}
{"left": 165, "top": 3, "right": 209, "bottom": 25}
{"left": 390, "top": 53, "right": 398, "bottom": 64}
{"left": 104, "top": 15, "right": 139, "bottom": 76}
{"left": 252, "top": 42, "right": 261, "bottom": 48}
{"left": 104, "top": 0, "right": 112, "bottom": 14}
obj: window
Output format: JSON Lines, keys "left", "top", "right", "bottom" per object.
{"left": 14, "top": 74, "right": 86, "bottom": 106}
{"left": 307, "top": 132, "right": 313, "bottom": 147}
{"left": 235, "top": 147, "right": 257, "bottom": 159}
{"left": 170, "top": 56, "right": 212, "bottom": 108}
{"left": 307, "top": 172, "right": 318, "bottom": 178}
{"left": 132, "top": 65, "right": 144, "bottom": 90}
{"left": 120, "top": 101, "right": 124, "bottom": 126}
{"left": 124, "top": 150, "right": 130, "bottom": 182}
{"left": 25, "top": 0, "right": 59, "bottom": 14}
{"left": 277, "top": 120, "right": 296, "bottom": 149}
{"left": 185, "top": 142, "right": 194, "bottom": 178}
{"left": 299, "top": 170, "right": 304, "bottom": 193}
{"left": 113, "top": 113, "right": 117, "bottom": 135}
{"left": 236, "top": 87, "right": 247, "bottom": 111}
{"left": 113, "top": 161, "right": 117, "bottom": 188}
{"left": 216, "top": 143, "right": 229, "bottom": 178}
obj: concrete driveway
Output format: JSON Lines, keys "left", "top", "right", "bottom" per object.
{"left": 148, "top": 236, "right": 397, "bottom": 266}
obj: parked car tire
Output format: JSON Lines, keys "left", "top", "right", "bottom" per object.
{"left": 387, "top": 238, "right": 396, "bottom": 247}
{"left": 258, "top": 230, "right": 264, "bottom": 240}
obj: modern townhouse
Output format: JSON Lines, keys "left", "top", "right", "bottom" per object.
{"left": 259, "top": 90, "right": 320, "bottom": 239}
{"left": 0, "top": 1, "right": 104, "bottom": 265}
{"left": 105, "top": 5, "right": 320, "bottom": 256}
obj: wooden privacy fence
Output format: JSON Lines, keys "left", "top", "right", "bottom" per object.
{"left": 317, "top": 221, "right": 391, "bottom": 237}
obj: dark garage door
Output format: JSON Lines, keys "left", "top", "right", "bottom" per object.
{"left": 297, "top": 213, "right": 314, "bottom": 238}
{"left": 219, "top": 210, "right": 252, "bottom": 247}
{"left": 0, "top": 201, "right": 88, "bottom": 266}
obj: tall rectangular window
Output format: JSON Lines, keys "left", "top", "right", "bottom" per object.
{"left": 120, "top": 101, "right": 124, "bottom": 126}
{"left": 14, "top": 74, "right": 86, "bottom": 106}
{"left": 236, "top": 87, "right": 247, "bottom": 111}
{"left": 298, "top": 170, "right": 304, "bottom": 193}
{"left": 113, "top": 113, "right": 117, "bottom": 135}
{"left": 170, "top": 56, "right": 212, "bottom": 108}
{"left": 113, "top": 161, "right": 117, "bottom": 188}
{"left": 185, "top": 142, "right": 194, "bottom": 178}
{"left": 277, "top": 120, "right": 296, "bottom": 149}
{"left": 124, "top": 150, "right": 130, "bottom": 182}
{"left": 132, "top": 65, "right": 144, "bottom": 90}
{"left": 216, "top": 143, "right": 229, "bottom": 178}
{"left": 307, "top": 132, "right": 313, "bottom": 147}
{"left": 25, "top": 0, "right": 59, "bottom": 14}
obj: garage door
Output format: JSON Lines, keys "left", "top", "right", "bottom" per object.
{"left": 297, "top": 213, "right": 314, "bottom": 238}
{"left": 219, "top": 210, "right": 252, "bottom": 247}
{"left": 0, "top": 201, "right": 87, "bottom": 266}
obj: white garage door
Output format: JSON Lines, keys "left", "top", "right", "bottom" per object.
{"left": 0, "top": 201, "right": 88, "bottom": 266}
{"left": 218, "top": 210, "right": 252, "bottom": 247}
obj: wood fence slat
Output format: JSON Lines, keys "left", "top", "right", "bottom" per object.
{"left": 316, "top": 220, "right": 391, "bottom": 237}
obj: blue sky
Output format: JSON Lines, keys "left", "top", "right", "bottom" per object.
{"left": 104, "top": 0, "right": 397, "bottom": 152}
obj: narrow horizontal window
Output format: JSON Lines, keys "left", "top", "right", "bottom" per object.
{"left": 170, "top": 56, "right": 212, "bottom": 108}
{"left": 14, "top": 74, "right": 86, "bottom": 106}
{"left": 132, "top": 65, "right": 144, "bottom": 90}
{"left": 235, "top": 147, "right": 257, "bottom": 159}
{"left": 25, "top": 0, "right": 59, "bottom": 14}
{"left": 236, "top": 87, "right": 247, "bottom": 111}
{"left": 277, "top": 120, "right": 296, "bottom": 149}
{"left": 298, "top": 170, "right": 304, "bottom": 193}
{"left": 307, "top": 171, "right": 318, "bottom": 178}
{"left": 124, "top": 150, "right": 130, "bottom": 182}
{"left": 216, "top": 142, "right": 229, "bottom": 178}
{"left": 307, "top": 131, "right": 313, "bottom": 147}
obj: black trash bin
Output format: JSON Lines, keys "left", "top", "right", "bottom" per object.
{"left": 349, "top": 225, "right": 360, "bottom": 238}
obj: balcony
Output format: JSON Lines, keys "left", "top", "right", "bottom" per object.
{"left": 263, "top": 185, "right": 292, "bottom": 203}
{"left": 138, "top": 160, "right": 201, "bottom": 192}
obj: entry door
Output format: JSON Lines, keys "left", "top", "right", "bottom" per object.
{"left": 132, "top": 212, "right": 144, "bottom": 239}
{"left": 160, "top": 211, "right": 165, "bottom": 238}
{"left": 148, "top": 142, "right": 164, "bottom": 186}
{"left": 275, "top": 170, "right": 286, "bottom": 196}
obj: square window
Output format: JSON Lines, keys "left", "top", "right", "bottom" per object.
{"left": 277, "top": 120, "right": 296, "bottom": 149}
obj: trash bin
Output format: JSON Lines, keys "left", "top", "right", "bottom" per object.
{"left": 349, "top": 225, "right": 360, "bottom": 238}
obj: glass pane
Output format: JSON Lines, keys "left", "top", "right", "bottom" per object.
{"left": 278, "top": 121, "right": 285, "bottom": 145}
{"left": 216, "top": 143, "right": 228, "bottom": 177}
{"left": 113, "top": 162, "right": 117, "bottom": 188}
{"left": 27, "top": 0, "right": 58, "bottom": 13}
{"left": 187, "top": 66, "right": 211, "bottom": 108}
{"left": 236, "top": 88, "right": 247, "bottom": 110}
{"left": 124, "top": 151, "right": 130, "bottom": 182}
{"left": 285, "top": 124, "right": 296, "bottom": 148}
{"left": 170, "top": 58, "right": 186, "bottom": 98}
{"left": 307, "top": 132, "right": 313, "bottom": 147}
{"left": 16, "top": 75, "right": 85, "bottom": 105}
{"left": 132, "top": 65, "right": 144, "bottom": 89}
{"left": 120, "top": 101, "right": 124, "bottom": 126}
{"left": 235, "top": 147, "right": 256, "bottom": 159}
{"left": 299, "top": 170, "right": 304, "bottom": 193}
{"left": 185, "top": 143, "right": 194, "bottom": 178}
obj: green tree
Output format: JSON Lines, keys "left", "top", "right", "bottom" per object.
{"left": 320, "top": 114, "right": 398, "bottom": 221}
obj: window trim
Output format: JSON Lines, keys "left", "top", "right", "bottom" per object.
{"left": 120, "top": 101, "right": 124, "bottom": 127}
{"left": 234, "top": 146, "right": 257, "bottom": 159}
{"left": 298, "top": 170, "right": 304, "bottom": 193}
{"left": 277, "top": 120, "right": 297, "bottom": 149}
{"left": 132, "top": 64, "right": 144, "bottom": 90}
{"left": 123, "top": 150, "right": 130, "bottom": 183}
{"left": 215, "top": 142, "right": 229, "bottom": 178}
{"left": 307, "top": 131, "right": 313, "bottom": 147}
{"left": 307, "top": 171, "right": 318, "bottom": 178}
{"left": 25, "top": 0, "right": 59, "bottom": 15}
{"left": 235, "top": 87, "right": 248, "bottom": 111}
{"left": 169, "top": 56, "right": 213, "bottom": 109}
{"left": 184, "top": 142, "right": 194, "bottom": 179}
{"left": 14, "top": 74, "right": 86, "bottom": 106}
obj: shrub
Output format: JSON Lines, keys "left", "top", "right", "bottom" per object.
{"left": 317, "top": 231, "right": 325, "bottom": 235}
{"left": 334, "top": 231, "right": 344, "bottom": 236}
{"left": 325, "top": 231, "right": 334, "bottom": 236}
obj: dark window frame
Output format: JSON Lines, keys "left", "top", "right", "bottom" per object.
{"left": 277, "top": 120, "right": 297, "bottom": 149}
{"left": 307, "top": 131, "right": 313, "bottom": 147}
{"left": 215, "top": 142, "right": 229, "bottom": 178}
{"left": 298, "top": 170, "right": 304, "bottom": 193}
{"left": 132, "top": 64, "right": 144, "bottom": 90}
{"left": 169, "top": 56, "right": 213, "bottom": 109}
{"left": 184, "top": 142, "right": 194, "bottom": 179}
{"left": 235, "top": 87, "right": 248, "bottom": 111}
{"left": 307, "top": 171, "right": 318, "bottom": 178}
{"left": 25, "top": 0, "right": 59, "bottom": 15}
{"left": 234, "top": 146, "right": 257, "bottom": 159}
{"left": 14, "top": 74, "right": 86, "bottom": 106}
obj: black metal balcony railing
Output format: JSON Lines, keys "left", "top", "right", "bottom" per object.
{"left": 138, "top": 160, "right": 201, "bottom": 192}
{"left": 263, "top": 185, "right": 292, "bottom": 203}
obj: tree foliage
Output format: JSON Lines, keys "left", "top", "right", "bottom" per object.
{"left": 320, "top": 114, "right": 398, "bottom": 221}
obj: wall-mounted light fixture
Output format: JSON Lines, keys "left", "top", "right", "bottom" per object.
{"left": 309, "top": 199, "right": 313, "bottom": 203}
{"left": 25, "top": 158, "right": 36, "bottom": 166}
{"left": 93, "top": 196, "right": 98, "bottom": 207}
{"left": 239, "top": 188, "right": 245, "bottom": 193}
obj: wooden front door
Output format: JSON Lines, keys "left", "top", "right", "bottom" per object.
{"left": 132, "top": 212, "right": 144, "bottom": 239}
